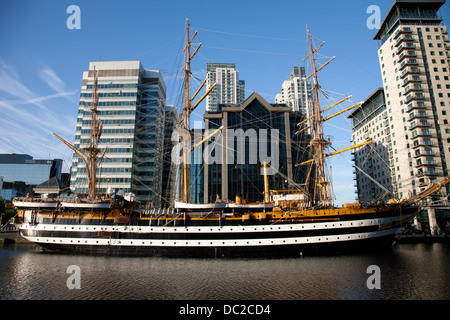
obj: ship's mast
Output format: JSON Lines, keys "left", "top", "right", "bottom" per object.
{"left": 178, "top": 18, "right": 217, "bottom": 204}
{"left": 85, "top": 69, "right": 102, "bottom": 200}
{"left": 297, "top": 30, "right": 370, "bottom": 207}
{"left": 307, "top": 29, "right": 332, "bottom": 207}
{"left": 182, "top": 18, "right": 192, "bottom": 203}
{"left": 53, "top": 67, "right": 105, "bottom": 201}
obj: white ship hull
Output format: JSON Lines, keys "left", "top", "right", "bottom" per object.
{"left": 18, "top": 208, "right": 417, "bottom": 257}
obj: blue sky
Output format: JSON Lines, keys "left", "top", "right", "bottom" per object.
{"left": 1, "top": 0, "right": 448, "bottom": 204}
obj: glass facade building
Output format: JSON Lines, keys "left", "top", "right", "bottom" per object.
{"left": 0, "top": 153, "right": 62, "bottom": 199}
{"left": 0, "top": 154, "right": 62, "bottom": 185}
{"left": 72, "top": 61, "right": 166, "bottom": 206}
{"left": 203, "top": 92, "right": 310, "bottom": 203}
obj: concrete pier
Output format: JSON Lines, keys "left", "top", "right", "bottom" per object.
{"left": 396, "top": 234, "right": 449, "bottom": 244}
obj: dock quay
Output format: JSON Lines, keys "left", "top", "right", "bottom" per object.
{"left": 0, "top": 231, "right": 30, "bottom": 244}
{"left": 396, "top": 234, "right": 449, "bottom": 244}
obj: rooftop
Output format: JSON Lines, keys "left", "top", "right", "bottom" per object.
{"left": 373, "top": 0, "right": 445, "bottom": 41}
{"left": 348, "top": 88, "right": 384, "bottom": 119}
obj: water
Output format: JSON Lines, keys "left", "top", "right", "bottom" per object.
{"left": 1, "top": 242, "right": 449, "bottom": 300}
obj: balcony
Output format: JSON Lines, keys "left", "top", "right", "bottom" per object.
{"left": 412, "top": 140, "right": 434, "bottom": 148}
{"left": 397, "top": 43, "right": 416, "bottom": 55}
{"left": 407, "top": 103, "right": 428, "bottom": 112}
{"left": 404, "top": 85, "right": 422, "bottom": 95}
{"left": 411, "top": 129, "right": 432, "bottom": 138}
{"left": 399, "top": 59, "right": 419, "bottom": 71}
{"left": 401, "top": 67, "right": 421, "bottom": 79}
{"left": 402, "top": 76, "right": 422, "bottom": 87}
{"left": 405, "top": 94, "right": 425, "bottom": 104}
{"left": 417, "top": 169, "right": 441, "bottom": 177}
{"left": 394, "top": 27, "right": 413, "bottom": 39}
{"left": 408, "top": 112, "right": 429, "bottom": 121}
{"left": 395, "top": 35, "right": 415, "bottom": 47}
{"left": 413, "top": 150, "right": 436, "bottom": 158}
{"left": 398, "top": 51, "right": 418, "bottom": 62}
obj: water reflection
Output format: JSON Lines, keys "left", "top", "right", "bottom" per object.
{"left": 0, "top": 243, "right": 449, "bottom": 300}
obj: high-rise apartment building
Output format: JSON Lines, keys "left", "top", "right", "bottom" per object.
{"left": 72, "top": 61, "right": 166, "bottom": 206}
{"left": 351, "top": 0, "right": 450, "bottom": 234}
{"left": 348, "top": 88, "right": 393, "bottom": 202}
{"left": 275, "top": 66, "right": 313, "bottom": 114}
{"left": 205, "top": 63, "right": 245, "bottom": 112}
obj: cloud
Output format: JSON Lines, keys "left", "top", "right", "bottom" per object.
{"left": 0, "top": 60, "right": 77, "bottom": 164}
{"left": 9, "top": 91, "right": 78, "bottom": 105}
{"left": 39, "top": 66, "right": 66, "bottom": 93}
{"left": 0, "top": 60, "right": 34, "bottom": 99}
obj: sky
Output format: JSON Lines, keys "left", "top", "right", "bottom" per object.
{"left": 0, "top": 0, "right": 448, "bottom": 205}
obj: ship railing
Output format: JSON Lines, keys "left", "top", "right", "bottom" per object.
{"left": 141, "top": 207, "right": 175, "bottom": 217}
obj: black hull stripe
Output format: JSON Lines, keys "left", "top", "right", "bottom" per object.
{"left": 34, "top": 233, "right": 398, "bottom": 258}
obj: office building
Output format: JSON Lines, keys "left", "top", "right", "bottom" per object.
{"left": 351, "top": 0, "right": 450, "bottom": 233}
{"left": 190, "top": 124, "right": 205, "bottom": 205}
{"left": 0, "top": 153, "right": 63, "bottom": 200}
{"left": 205, "top": 63, "right": 245, "bottom": 112}
{"left": 161, "top": 105, "right": 178, "bottom": 208}
{"left": 275, "top": 66, "right": 313, "bottom": 114}
{"left": 203, "top": 92, "right": 309, "bottom": 203}
{"left": 72, "top": 61, "right": 166, "bottom": 206}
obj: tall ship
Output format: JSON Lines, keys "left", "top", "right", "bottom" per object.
{"left": 13, "top": 21, "right": 449, "bottom": 257}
